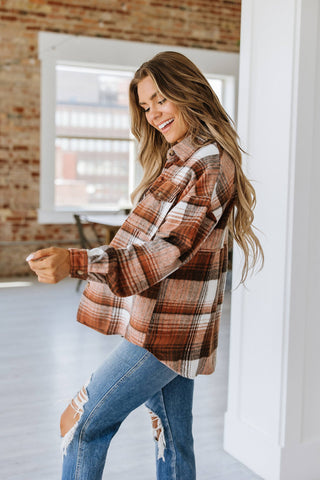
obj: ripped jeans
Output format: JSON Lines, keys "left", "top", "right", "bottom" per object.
{"left": 61, "top": 339, "right": 195, "bottom": 480}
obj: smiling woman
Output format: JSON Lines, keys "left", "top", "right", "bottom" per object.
{"left": 28, "top": 51, "right": 263, "bottom": 480}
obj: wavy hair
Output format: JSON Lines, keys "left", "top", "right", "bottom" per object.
{"left": 129, "top": 51, "right": 263, "bottom": 283}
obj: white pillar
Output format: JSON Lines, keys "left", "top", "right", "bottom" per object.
{"left": 224, "top": 1, "right": 320, "bottom": 479}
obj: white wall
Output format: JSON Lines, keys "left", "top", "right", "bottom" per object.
{"left": 224, "top": 1, "right": 320, "bottom": 479}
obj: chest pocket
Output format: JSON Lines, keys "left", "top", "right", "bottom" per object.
{"left": 121, "top": 180, "right": 183, "bottom": 245}
{"left": 111, "top": 179, "right": 185, "bottom": 249}
{"left": 150, "top": 180, "right": 183, "bottom": 203}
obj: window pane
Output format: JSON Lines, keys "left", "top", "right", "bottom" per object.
{"left": 55, "top": 65, "right": 133, "bottom": 211}
{"left": 207, "top": 78, "right": 223, "bottom": 102}
{"left": 55, "top": 137, "right": 133, "bottom": 209}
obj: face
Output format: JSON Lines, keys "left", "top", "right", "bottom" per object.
{"left": 137, "top": 75, "right": 188, "bottom": 145}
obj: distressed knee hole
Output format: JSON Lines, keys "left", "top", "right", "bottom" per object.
{"left": 60, "top": 379, "right": 90, "bottom": 456}
{"left": 150, "top": 412, "right": 161, "bottom": 441}
{"left": 147, "top": 409, "right": 166, "bottom": 461}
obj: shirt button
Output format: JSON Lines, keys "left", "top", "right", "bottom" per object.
{"left": 77, "top": 270, "right": 84, "bottom": 275}
{"left": 169, "top": 149, "right": 175, "bottom": 156}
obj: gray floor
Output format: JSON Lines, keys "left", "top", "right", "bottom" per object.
{"left": 0, "top": 275, "right": 262, "bottom": 480}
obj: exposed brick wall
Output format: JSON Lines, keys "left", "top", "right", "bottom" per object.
{"left": 0, "top": 0, "right": 241, "bottom": 277}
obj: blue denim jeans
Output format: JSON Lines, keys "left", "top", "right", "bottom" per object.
{"left": 61, "top": 339, "right": 195, "bottom": 480}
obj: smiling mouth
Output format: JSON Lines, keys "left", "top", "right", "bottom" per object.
{"left": 158, "top": 118, "right": 174, "bottom": 130}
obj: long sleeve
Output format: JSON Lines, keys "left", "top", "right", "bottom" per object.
{"left": 69, "top": 151, "right": 235, "bottom": 298}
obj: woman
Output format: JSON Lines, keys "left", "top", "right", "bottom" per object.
{"left": 28, "top": 51, "right": 263, "bottom": 480}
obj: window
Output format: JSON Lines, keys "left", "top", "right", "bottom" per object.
{"left": 38, "top": 33, "right": 239, "bottom": 223}
{"left": 55, "top": 65, "right": 134, "bottom": 212}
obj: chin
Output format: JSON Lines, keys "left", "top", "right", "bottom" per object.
{"left": 166, "top": 134, "right": 179, "bottom": 144}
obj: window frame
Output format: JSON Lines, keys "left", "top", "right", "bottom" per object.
{"left": 38, "top": 32, "right": 239, "bottom": 224}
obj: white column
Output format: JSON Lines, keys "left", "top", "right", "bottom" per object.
{"left": 224, "top": 1, "right": 320, "bottom": 479}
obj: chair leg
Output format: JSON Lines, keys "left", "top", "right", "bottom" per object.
{"left": 76, "top": 279, "right": 82, "bottom": 292}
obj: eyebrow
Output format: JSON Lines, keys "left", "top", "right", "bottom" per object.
{"left": 139, "top": 92, "right": 158, "bottom": 106}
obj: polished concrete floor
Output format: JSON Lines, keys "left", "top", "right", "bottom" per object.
{"left": 0, "top": 275, "right": 262, "bottom": 480}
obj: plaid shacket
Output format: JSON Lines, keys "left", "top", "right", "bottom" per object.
{"left": 69, "top": 137, "right": 236, "bottom": 378}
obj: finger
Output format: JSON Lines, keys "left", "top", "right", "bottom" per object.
{"left": 27, "top": 254, "right": 48, "bottom": 263}
{"left": 29, "top": 257, "right": 49, "bottom": 267}
{"left": 26, "top": 248, "right": 54, "bottom": 262}
{"left": 37, "top": 276, "right": 52, "bottom": 284}
{"left": 37, "top": 274, "right": 56, "bottom": 284}
{"left": 28, "top": 259, "right": 52, "bottom": 274}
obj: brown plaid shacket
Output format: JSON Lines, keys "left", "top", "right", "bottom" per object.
{"left": 69, "top": 137, "right": 236, "bottom": 378}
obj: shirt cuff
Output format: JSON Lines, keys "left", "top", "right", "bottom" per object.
{"left": 68, "top": 248, "right": 88, "bottom": 280}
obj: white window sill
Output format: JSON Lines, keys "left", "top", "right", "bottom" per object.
{"left": 37, "top": 208, "right": 127, "bottom": 224}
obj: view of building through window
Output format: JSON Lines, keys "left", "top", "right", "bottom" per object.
{"left": 55, "top": 65, "right": 134, "bottom": 212}
{"left": 55, "top": 65, "right": 223, "bottom": 212}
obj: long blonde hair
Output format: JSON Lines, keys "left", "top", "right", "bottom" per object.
{"left": 129, "top": 51, "right": 263, "bottom": 283}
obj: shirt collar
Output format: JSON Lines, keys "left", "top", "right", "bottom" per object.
{"left": 166, "top": 136, "right": 200, "bottom": 163}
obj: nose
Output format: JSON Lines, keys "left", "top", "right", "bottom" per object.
{"left": 148, "top": 105, "right": 161, "bottom": 124}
